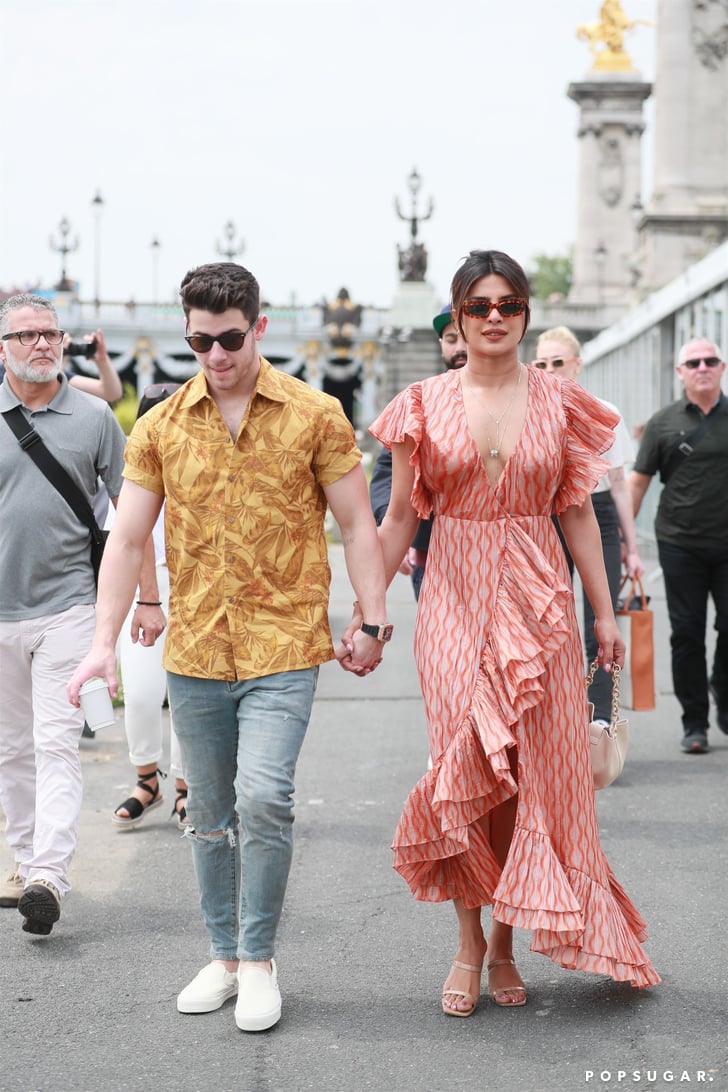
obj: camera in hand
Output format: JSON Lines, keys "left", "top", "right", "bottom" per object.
{"left": 67, "top": 338, "right": 97, "bottom": 358}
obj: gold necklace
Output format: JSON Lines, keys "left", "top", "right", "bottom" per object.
{"left": 466, "top": 364, "right": 523, "bottom": 459}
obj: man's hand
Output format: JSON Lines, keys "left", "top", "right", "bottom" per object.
{"left": 67, "top": 648, "right": 119, "bottom": 706}
{"left": 335, "top": 631, "right": 384, "bottom": 676}
{"left": 131, "top": 604, "right": 166, "bottom": 647}
{"left": 336, "top": 606, "right": 386, "bottom": 675}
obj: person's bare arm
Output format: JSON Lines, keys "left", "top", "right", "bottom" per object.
{"left": 67, "top": 480, "right": 163, "bottom": 702}
{"left": 324, "top": 464, "right": 388, "bottom": 672}
{"left": 607, "top": 467, "right": 644, "bottom": 577}
{"left": 628, "top": 470, "right": 652, "bottom": 518}
{"left": 378, "top": 439, "right": 421, "bottom": 585}
{"left": 67, "top": 329, "right": 122, "bottom": 402}
{"left": 559, "top": 499, "right": 625, "bottom": 670}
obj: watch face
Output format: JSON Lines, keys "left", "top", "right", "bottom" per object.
{"left": 361, "top": 622, "right": 394, "bottom": 642}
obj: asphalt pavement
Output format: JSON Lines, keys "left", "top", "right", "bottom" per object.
{"left": 1, "top": 542, "right": 726, "bottom": 1092}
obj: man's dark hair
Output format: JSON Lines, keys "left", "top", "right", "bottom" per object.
{"left": 450, "top": 249, "right": 531, "bottom": 344}
{"left": 179, "top": 262, "right": 260, "bottom": 322}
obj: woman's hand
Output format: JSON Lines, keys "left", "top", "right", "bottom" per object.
{"left": 594, "top": 617, "right": 626, "bottom": 670}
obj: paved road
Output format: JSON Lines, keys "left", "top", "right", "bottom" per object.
{"left": 1, "top": 544, "right": 725, "bottom": 1092}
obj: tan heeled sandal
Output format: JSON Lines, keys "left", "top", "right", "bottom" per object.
{"left": 486, "top": 958, "right": 527, "bottom": 1007}
{"left": 441, "top": 960, "right": 483, "bottom": 1018}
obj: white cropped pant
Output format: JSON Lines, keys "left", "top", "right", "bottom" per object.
{"left": 117, "top": 564, "right": 183, "bottom": 779}
{"left": 0, "top": 603, "right": 96, "bottom": 895}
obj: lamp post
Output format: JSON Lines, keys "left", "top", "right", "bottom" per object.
{"left": 216, "top": 220, "right": 245, "bottom": 261}
{"left": 150, "top": 237, "right": 161, "bottom": 304}
{"left": 91, "top": 189, "right": 104, "bottom": 311}
{"left": 394, "top": 167, "right": 434, "bottom": 283}
{"left": 49, "top": 216, "right": 79, "bottom": 292}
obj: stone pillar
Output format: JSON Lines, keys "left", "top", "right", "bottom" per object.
{"left": 637, "top": 0, "right": 728, "bottom": 291}
{"left": 388, "top": 281, "right": 439, "bottom": 330}
{"left": 568, "top": 73, "right": 651, "bottom": 303}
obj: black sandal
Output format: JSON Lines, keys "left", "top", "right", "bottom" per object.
{"left": 112, "top": 769, "right": 166, "bottom": 829}
{"left": 172, "top": 787, "right": 189, "bottom": 830}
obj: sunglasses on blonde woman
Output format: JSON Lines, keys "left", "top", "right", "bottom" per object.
{"left": 461, "top": 297, "right": 527, "bottom": 319}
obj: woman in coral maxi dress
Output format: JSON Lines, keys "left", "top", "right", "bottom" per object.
{"left": 367, "top": 250, "right": 660, "bottom": 1016}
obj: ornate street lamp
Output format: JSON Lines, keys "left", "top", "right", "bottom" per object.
{"left": 216, "top": 220, "right": 245, "bottom": 261}
{"left": 49, "top": 216, "right": 79, "bottom": 292}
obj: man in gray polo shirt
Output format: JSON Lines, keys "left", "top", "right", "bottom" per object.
{"left": 0, "top": 293, "right": 126, "bottom": 935}
{"left": 630, "top": 337, "right": 728, "bottom": 755}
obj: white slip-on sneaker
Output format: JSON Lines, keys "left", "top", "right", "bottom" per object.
{"left": 234, "top": 958, "right": 281, "bottom": 1031}
{"left": 177, "top": 962, "right": 239, "bottom": 1014}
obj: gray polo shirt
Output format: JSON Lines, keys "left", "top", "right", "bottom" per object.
{"left": 0, "top": 374, "right": 126, "bottom": 619}
{"left": 633, "top": 392, "right": 728, "bottom": 549}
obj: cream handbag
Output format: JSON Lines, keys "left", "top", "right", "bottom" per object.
{"left": 586, "top": 660, "right": 629, "bottom": 790}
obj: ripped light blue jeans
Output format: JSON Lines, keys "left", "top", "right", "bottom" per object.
{"left": 167, "top": 667, "right": 318, "bottom": 962}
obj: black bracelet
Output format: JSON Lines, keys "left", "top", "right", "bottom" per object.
{"left": 136, "top": 600, "right": 162, "bottom": 607}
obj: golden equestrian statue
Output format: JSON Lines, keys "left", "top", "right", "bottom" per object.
{"left": 577, "top": 0, "right": 652, "bottom": 72}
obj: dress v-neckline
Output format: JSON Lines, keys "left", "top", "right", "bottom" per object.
{"left": 458, "top": 366, "right": 530, "bottom": 489}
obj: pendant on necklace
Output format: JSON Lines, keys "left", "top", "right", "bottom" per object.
{"left": 489, "top": 448, "right": 499, "bottom": 459}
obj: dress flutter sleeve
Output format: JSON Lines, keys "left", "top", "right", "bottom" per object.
{"left": 553, "top": 378, "right": 619, "bottom": 513}
{"left": 369, "top": 383, "right": 432, "bottom": 519}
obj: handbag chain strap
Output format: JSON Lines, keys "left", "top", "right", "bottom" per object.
{"left": 586, "top": 659, "right": 623, "bottom": 728}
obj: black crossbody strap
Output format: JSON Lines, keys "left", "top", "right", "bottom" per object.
{"left": 662, "top": 409, "right": 719, "bottom": 485}
{"left": 2, "top": 405, "right": 104, "bottom": 545}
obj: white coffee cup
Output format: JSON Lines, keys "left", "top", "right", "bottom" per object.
{"left": 79, "top": 677, "right": 116, "bottom": 732}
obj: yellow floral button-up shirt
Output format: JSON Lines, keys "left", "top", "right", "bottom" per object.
{"left": 123, "top": 359, "right": 361, "bottom": 680}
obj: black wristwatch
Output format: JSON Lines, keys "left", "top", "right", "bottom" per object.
{"left": 360, "top": 622, "right": 394, "bottom": 643}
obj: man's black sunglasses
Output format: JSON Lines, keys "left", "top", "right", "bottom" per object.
{"left": 680, "top": 356, "right": 721, "bottom": 369}
{"left": 185, "top": 323, "right": 257, "bottom": 354}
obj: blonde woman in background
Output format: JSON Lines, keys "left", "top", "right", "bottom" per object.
{"left": 112, "top": 384, "right": 189, "bottom": 829}
{"left": 532, "top": 326, "right": 644, "bottom": 724}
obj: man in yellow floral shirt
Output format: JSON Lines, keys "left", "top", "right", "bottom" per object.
{"left": 68, "top": 262, "right": 389, "bottom": 1032}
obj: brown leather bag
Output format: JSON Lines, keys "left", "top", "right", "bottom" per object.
{"left": 615, "top": 575, "right": 655, "bottom": 711}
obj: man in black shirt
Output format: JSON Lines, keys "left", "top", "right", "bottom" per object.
{"left": 630, "top": 337, "right": 728, "bottom": 754}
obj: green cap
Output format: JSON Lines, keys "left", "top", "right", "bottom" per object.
{"left": 433, "top": 305, "right": 453, "bottom": 336}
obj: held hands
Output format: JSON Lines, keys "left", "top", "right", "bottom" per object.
{"left": 335, "top": 633, "right": 384, "bottom": 675}
{"left": 336, "top": 604, "right": 385, "bottom": 676}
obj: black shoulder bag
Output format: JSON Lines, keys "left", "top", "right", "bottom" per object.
{"left": 2, "top": 405, "right": 107, "bottom": 585}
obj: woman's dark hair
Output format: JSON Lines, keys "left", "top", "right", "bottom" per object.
{"left": 450, "top": 250, "right": 531, "bottom": 343}
{"left": 179, "top": 262, "right": 260, "bottom": 323}
{"left": 136, "top": 383, "right": 182, "bottom": 421}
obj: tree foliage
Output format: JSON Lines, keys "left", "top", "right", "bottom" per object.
{"left": 529, "top": 250, "right": 573, "bottom": 300}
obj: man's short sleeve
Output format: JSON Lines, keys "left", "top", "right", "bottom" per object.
{"left": 311, "top": 398, "right": 361, "bottom": 486}
{"left": 632, "top": 415, "right": 661, "bottom": 478}
{"left": 97, "top": 405, "right": 127, "bottom": 499}
{"left": 122, "top": 412, "right": 165, "bottom": 494}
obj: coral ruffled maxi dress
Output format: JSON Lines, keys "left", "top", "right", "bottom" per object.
{"left": 370, "top": 367, "right": 659, "bottom": 989}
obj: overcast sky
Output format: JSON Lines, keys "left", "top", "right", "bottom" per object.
{"left": 0, "top": 0, "right": 656, "bottom": 309}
